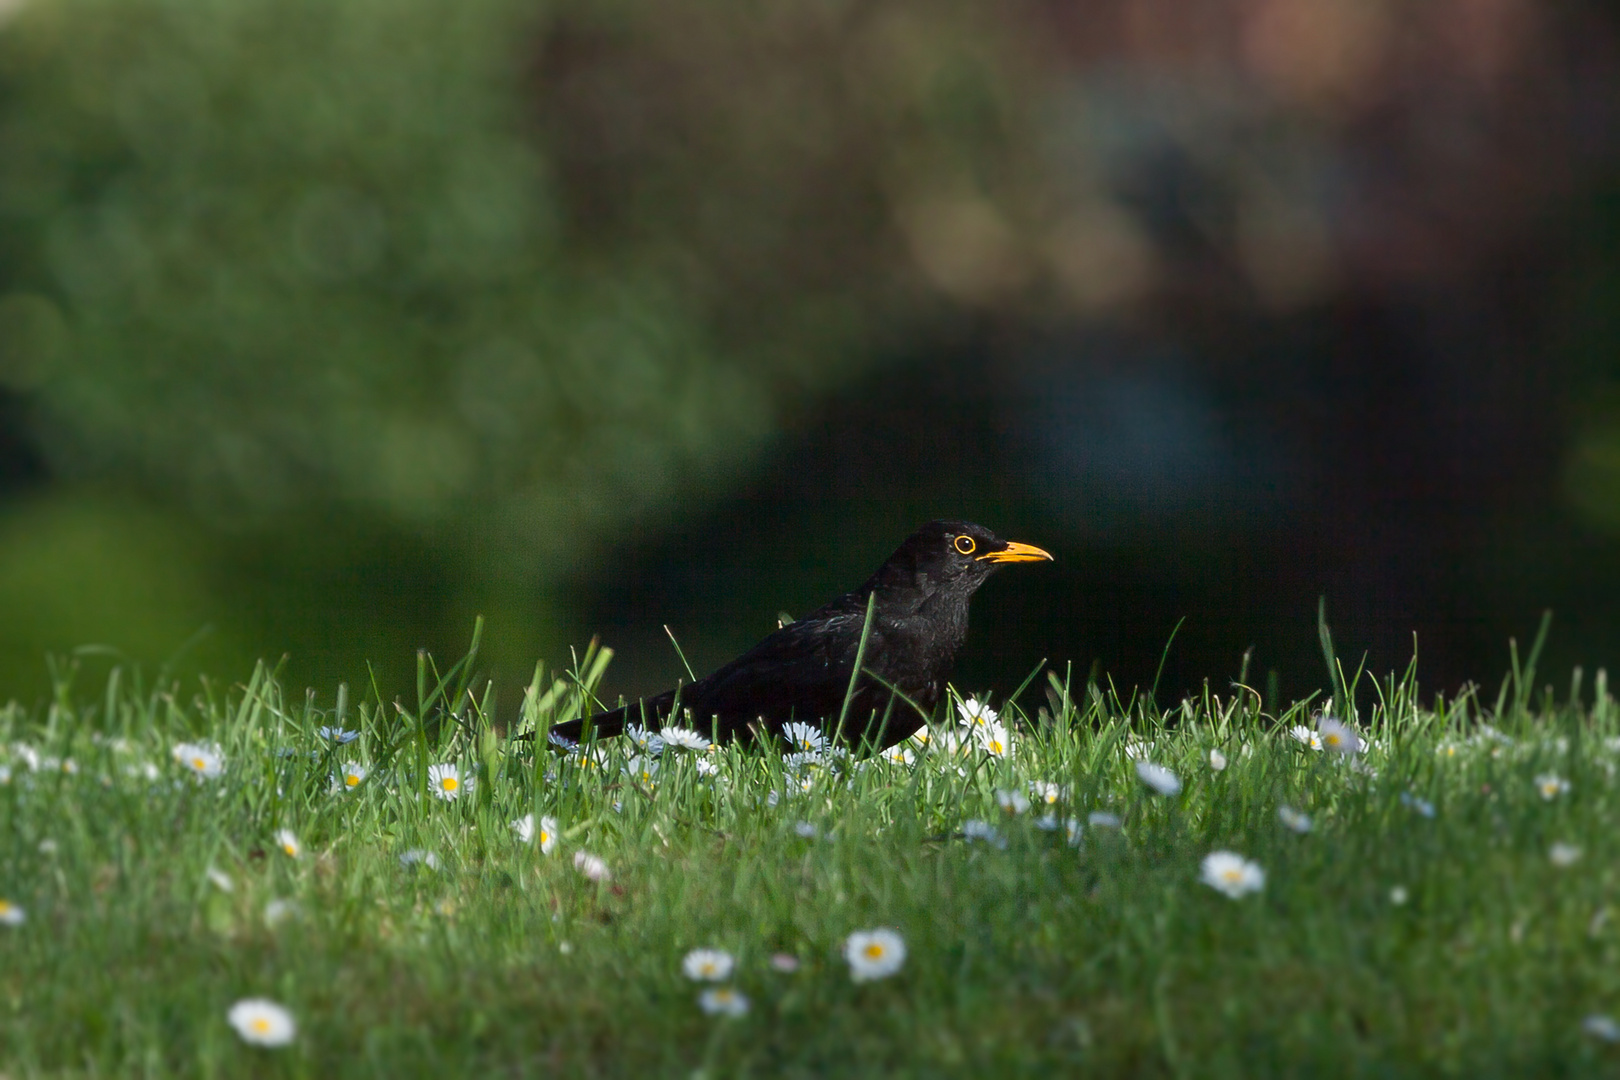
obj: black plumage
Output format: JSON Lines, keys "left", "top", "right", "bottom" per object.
{"left": 548, "top": 520, "right": 1051, "bottom": 751}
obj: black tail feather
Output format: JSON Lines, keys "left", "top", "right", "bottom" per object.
{"left": 546, "top": 693, "right": 674, "bottom": 749}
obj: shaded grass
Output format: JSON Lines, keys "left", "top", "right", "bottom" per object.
{"left": 2, "top": 635, "right": 1620, "bottom": 1076}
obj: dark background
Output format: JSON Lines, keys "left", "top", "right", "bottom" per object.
{"left": 0, "top": 0, "right": 1616, "bottom": 714}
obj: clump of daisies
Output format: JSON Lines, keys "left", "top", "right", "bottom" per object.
{"left": 1288, "top": 725, "right": 1323, "bottom": 751}
{"left": 952, "top": 697, "right": 1014, "bottom": 758}
{"left": 227, "top": 999, "right": 296, "bottom": 1047}
{"left": 1200, "top": 851, "right": 1265, "bottom": 898}
{"left": 844, "top": 928, "right": 906, "bottom": 982}
{"left": 962, "top": 820, "right": 1006, "bottom": 848}
{"left": 995, "top": 788, "right": 1030, "bottom": 815}
{"left": 172, "top": 742, "right": 225, "bottom": 780}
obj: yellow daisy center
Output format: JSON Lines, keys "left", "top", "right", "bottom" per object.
{"left": 864, "top": 943, "right": 885, "bottom": 959}
{"left": 250, "top": 1017, "right": 271, "bottom": 1034}
{"left": 0, "top": 901, "right": 12, "bottom": 915}
{"left": 441, "top": 777, "right": 458, "bottom": 791}
{"left": 191, "top": 757, "right": 206, "bottom": 770}
{"left": 1222, "top": 868, "right": 1242, "bottom": 882}
{"left": 345, "top": 774, "right": 360, "bottom": 786}
{"left": 283, "top": 843, "right": 296, "bottom": 855}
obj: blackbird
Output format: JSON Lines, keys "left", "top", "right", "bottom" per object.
{"left": 548, "top": 520, "right": 1051, "bottom": 752}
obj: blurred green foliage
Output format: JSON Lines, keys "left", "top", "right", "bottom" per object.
{"left": 0, "top": 0, "right": 961, "bottom": 696}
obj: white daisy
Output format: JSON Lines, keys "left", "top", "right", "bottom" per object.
{"left": 682, "top": 948, "right": 735, "bottom": 981}
{"left": 1318, "top": 716, "right": 1362, "bottom": 755}
{"left": 1277, "top": 805, "right": 1312, "bottom": 833}
{"left": 1033, "top": 813, "right": 1081, "bottom": 842}
{"left": 1087, "top": 811, "right": 1122, "bottom": 829}
{"left": 1535, "top": 773, "right": 1571, "bottom": 800}
{"left": 1288, "top": 725, "right": 1323, "bottom": 751}
{"left": 770, "top": 953, "right": 801, "bottom": 972}
{"left": 546, "top": 730, "right": 578, "bottom": 751}
{"left": 206, "top": 867, "right": 234, "bottom": 893}
{"left": 1029, "top": 781, "right": 1065, "bottom": 806}
{"left": 844, "top": 928, "right": 906, "bottom": 982}
{"left": 428, "top": 762, "right": 465, "bottom": 800}
{"left": 995, "top": 788, "right": 1031, "bottom": 815}
{"left": 173, "top": 742, "right": 225, "bottom": 780}
{"left": 0, "top": 898, "right": 25, "bottom": 926}
{"left": 1583, "top": 1015, "right": 1620, "bottom": 1042}
{"left": 1135, "top": 761, "right": 1182, "bottom": 796}
{"left": 227, "top": 998, "right": 296, "bottom": 1047}
{"left": 659, "top": 726, "right": 712, "bottom": 752}
{"left": 1550, "top": 842, "right": 1583, "bottom": 868}
{"left": 338, "top": 762, "right": 367, "bottom": 790}
{"left": 955, "top": 697, "right": 998, "bottom": 728}
{"left": 1123, "top": 738, "right": 1153, "bottom": 762}
{"left": 318, "top": 727, "right": 359, "bottom": 744}
{"left": 624, "top": 754, "right": 660, "bottom": 786}
{"left": 263, "top": 898, "right": 300, "bottom": 929}
{"left": 793, "top": 821, "right": 819, "bottom": 839}
{"left": 400, "top": 848, "right": 440, "bottom": 870}
{"left": 880, "top": 744, "right": 915, "bottom": 765}
{"left": 975, "top": 721, "right": 1012, "bottom": 758}
{"left": 694, "top": 756, "right": 720, "bottom": 778}
{"left": 1389, "top": 885, "right": 1409, "bottom": 905}
{"left": 573, "top": 851, "right": 610, "bottom": 881}
{"left": 273, "top": 829, "right": 301, "bottom": 858}
{"left": 698, "top": 986, "right": 749, "bottom": 1017}
{"left": 625, "top": 725, "right": 666, "bottom": 757}
{"left": 782, "top": 722, "right": 827, "bottom": 755}
{"left": 1208, "top": 748, "right": 1228, "bottom": 771}
{"left": 961, "top": 820, "right": 1006, "bottom": 848}
{"left": 1400, "top": 792, "right": 1436, "bottom": 818}
{"left": 1200, "top": 850, "right": 1265, "bottom": 898}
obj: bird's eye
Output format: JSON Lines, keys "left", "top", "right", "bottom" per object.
{"left": 953, "top": 535, "right": 976, "bottom": 555}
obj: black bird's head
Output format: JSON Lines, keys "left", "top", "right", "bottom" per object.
{"left": 872, "top": 520, "right": 1053, "bottom": 598}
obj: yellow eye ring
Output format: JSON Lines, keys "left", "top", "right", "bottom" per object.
{"left": 954, "top": 535, "right": 976, "bottom": 555}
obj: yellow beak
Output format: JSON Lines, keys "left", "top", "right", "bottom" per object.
{"left": 977, "top": 540, "right": 1054, "bottom": 564}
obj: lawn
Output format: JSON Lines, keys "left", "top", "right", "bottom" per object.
{"left": 3, "top": 622, "right": 1619, "bottom": 1077}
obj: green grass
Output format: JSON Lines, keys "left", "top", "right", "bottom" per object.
{"left": 4, "top": 629, "right": 1620, "bottom": 1077}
